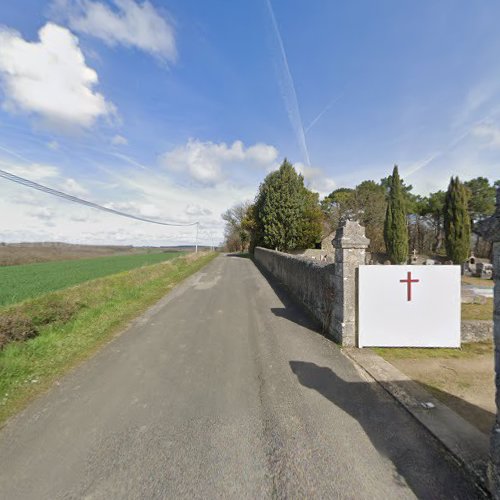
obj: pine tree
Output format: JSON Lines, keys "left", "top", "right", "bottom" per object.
{"left": 384, "top": 165, "right": 409, "bottom": 263}
{"left": 254, "top": 159, "right": 322, "bottom": 251}
{"left": 444, "top": 176, "right": 471, "bottom": 264}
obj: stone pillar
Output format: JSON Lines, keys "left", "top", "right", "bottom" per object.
{"left": 482, "top": 188, "right": 500, "bottom": 496}
{"left": 332, "top": 220, "right": 370, "bottom": 346}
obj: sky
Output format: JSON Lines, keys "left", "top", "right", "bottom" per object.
{"left": 0, "top": 0, "right": 499, "bottom": 247}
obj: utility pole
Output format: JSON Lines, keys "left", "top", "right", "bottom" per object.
{"left": 195, "top": 222, "right": 199, "bottom": 253}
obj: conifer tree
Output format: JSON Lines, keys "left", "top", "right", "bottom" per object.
{"left": 254, "top": 159, "right": 322, "bottom": 251}
{"left": 384, "top": 165, "right": 409, "bottom": 263}
{"left": 444, "top": 176, "right": 471, "bottom": 264}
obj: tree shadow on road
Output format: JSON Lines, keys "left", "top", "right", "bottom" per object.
{"left": 289, "top": 360, "right": 484, "bottom": 498}
{"left": 225, "top": 253, "right": 251, "bottom": 259}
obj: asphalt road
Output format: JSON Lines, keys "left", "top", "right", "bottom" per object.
{"left": 0, "top": 255, "right": 484, "bottom": 499}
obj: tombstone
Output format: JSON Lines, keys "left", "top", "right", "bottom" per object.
{"left": 476, "top": 262, "right": 493, "bottom": 279}
{"left": 410, "top": 249, "right": 418, "bottom": 265}
{"left": 474, "top": 262, "right": 483, "bottom": 278}
{"left": 467, "top": 254, "right": 477, "bottom": 275}
{"left": 463, "top": 260, "right": 473, "bottom": 276}
{"left": 424, "top": 259, "right": 436, "bottom": 266}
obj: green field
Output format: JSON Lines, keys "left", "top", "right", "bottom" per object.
{"left": 0, "top": 252, "right": 216, "bottom": 425}
{"left": 0, "top": 252, "right": 183, "bottom": 306}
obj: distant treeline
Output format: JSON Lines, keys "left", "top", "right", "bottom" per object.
{"left": 222, "top": 159, "right": 499, "bottom": 262}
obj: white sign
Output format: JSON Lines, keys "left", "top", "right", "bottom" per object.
{"left": 358, "top": 265, "right": 461, "bottom": 348}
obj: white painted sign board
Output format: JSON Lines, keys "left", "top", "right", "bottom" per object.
{"left": 359, "top": 265, "right": 461, "bottom": 348}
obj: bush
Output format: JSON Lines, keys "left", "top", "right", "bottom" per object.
{"left": 0, "top": 313, "right": 37, "bottom": 349}
{"left": 26, "top": 296, "right": 84, "bottom": 327}
{"left": 0, "top": 295, "right": 84, "bottom": 350}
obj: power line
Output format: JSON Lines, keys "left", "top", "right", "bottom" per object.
{"left": 0, "top": 168, "right": 199, "bottom": 228}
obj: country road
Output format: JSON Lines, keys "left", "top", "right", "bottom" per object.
{"left": 0, "top": 255, "right": 483, "bottom": 499}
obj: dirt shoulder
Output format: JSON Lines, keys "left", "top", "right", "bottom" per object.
{"left": 375, "top": 343, "right": 495, "bottom": 435}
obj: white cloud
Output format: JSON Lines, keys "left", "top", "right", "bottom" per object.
{"left": 185, "top": 204, "right": 212, "bottom": 216}
{"left": 28, "top": 206, "right": 55, "bottom": 222}
{"left": 111, "top": 134, "right": 128, "bottom": 146}
{"left": 295, "top": 162, "right": 336, "bottom": 197}
{"left": 60, "top": 178, "right": 88, "bottom": 196}
{"left": 471, "top": 123, "right": 500, "bottom": 148}
{"left": 463, "top": 81, "right": 499, "bottom": 118}
{"left": 160, "top": 139, "right": 279, "bottom": 184}
{"left": 0, "top": 23, "right": 113, "bottom": 129}
{"left": 53, "top": 0, "right": 177, "bottom": 61}
{"left": 104, "top": 200, "right": 162, "bottom": 218}
{"left": 69, "top": 213, "right": 91, "bottom": 222}
{"left": 2, "top": 162, "right": 60, "bottom": 180}
{"left": 0, "top": 162, "right": 253, "bottom": 246}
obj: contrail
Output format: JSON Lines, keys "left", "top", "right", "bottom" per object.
{"left": 265, "top": 0, "right": 310, "bottom": 166}
{"left": 111, "top": 152, "right": 149, "bottom": 171}
{"left": 0, "top": 143, "right": 33, "bottom": 164}
{"left": 305, "top": 94, "right": 342, "bottom": 134}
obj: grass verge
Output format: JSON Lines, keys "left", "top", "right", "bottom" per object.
{"left": 0, "top": 252, "right": 217, "bottom": 426}
{"left": 462, "top": 298, "right": 494, "bottom": 321}
{"left": 374, "top": 342, "right": 492, "bottom": 360}
{"left": 375, "top": 342, "right": 495, "bottom": 434}
{"left": 461, "top": 276, "right": 495, "bottom": 288}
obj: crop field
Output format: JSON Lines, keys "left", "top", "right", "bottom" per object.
{"left": 0, "top": 252, "right": 183, "bottom": 306}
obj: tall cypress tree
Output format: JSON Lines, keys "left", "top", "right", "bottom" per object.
{"left": 384, "top": 165, "right": 409, "bottom": 263}
{"left": 444, "top": 176, "right": 471, "bottom": 264}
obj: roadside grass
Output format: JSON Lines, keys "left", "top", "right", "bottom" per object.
{"left": 462, "top": 298, "right": 494, "bottom": 321}
{"left": 0, "top": 252, "right": 216, "bottom": 426}
{"left": 0, "top": 252, "right": 183, "bottom": 307}
{"left": 375, "top": 342, "right": 495, "bottom": 434}
{"left": 374, "top": 341, "right": 493, "bottom": 360}
{"left": 461, "top": 276, "right": 495, "bottom": 288}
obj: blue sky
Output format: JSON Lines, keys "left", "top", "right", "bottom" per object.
{"left": 0, "top": 1, "right": 499, "bottom": 246}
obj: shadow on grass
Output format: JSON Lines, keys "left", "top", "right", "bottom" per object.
{"left": 419, "top": 382, "right": 495, "bottom": 435}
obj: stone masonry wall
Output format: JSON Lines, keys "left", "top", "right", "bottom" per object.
{"left": 461, "top": 320, "right": 494, "bottom": 343}
{"left": 254, "top": 247, "right": 339, "bottom": 340}
{"left": 492, "top": 238, "right": 500, "bottom": 496}
{"left": 254, "top": 221, "right": 370, "bottom": 346}
{"left": 477, "top": 185, "right": 500, "bottom": 496}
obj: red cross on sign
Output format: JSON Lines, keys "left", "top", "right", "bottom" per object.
{"left": 400, "top": 271, "right": 420, "bottom": 301}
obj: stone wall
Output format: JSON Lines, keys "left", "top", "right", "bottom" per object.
{"left": 492, "top": 237, "right": 500, "bottom": 496}
{"left": 477, "top": 186, "right": 500, "bottom": 496}
{"left": 254, "top": 220, "right": 369, "bottom": 346}
{"left": 254, "top": 247, "right": 337, "bottom": 338}
{"left": 461, "top": 320, "right": 494, "bottom": 343}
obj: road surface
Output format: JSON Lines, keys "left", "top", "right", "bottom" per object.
{"left": 0, "top": 255, "right": 483, "bottom": 499}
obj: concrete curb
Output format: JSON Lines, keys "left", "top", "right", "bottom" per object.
{"left": 343, "top": 347, "right": 491, "bottom": 497}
